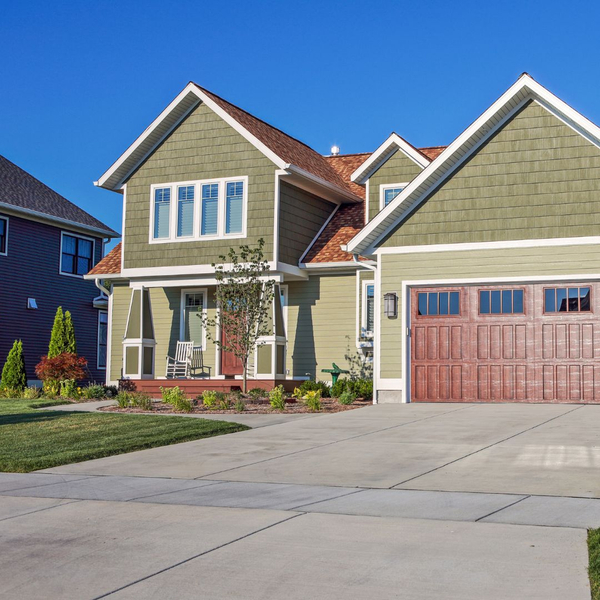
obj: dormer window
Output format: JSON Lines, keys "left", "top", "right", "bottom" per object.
{"left": 150, "top": 177, "right": 247, "bottom": 243}
{"left": 380, "top": 183, "right": 408, "bottom": 210}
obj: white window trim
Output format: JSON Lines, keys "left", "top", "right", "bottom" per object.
{"left": 0, "top": 215, "right": 8, "bottom": 256}
{"left": 379, "top": 182, "right": 409, "bottom": 211}
{"left": 361, "top": 280, "right": 375, "bottom": 338}
{"left": 149, "top": 176, "right": 248, "bottom": 244}
{"left": 180, "top": 288, "right": 208, "bottom": 350}
{"left": 97, "top": 310, "right": 108, "bottom": 370}
{"left": 59, "top": 231, "right": 96, "bottom": 278}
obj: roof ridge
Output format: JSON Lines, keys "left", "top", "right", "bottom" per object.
{"left": 324, "top": 152, "right": 371, "bottom": 158}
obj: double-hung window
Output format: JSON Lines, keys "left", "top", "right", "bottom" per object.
{"left": 61, "top": 233, "right": 94, "bottom": 276}
{"left": 362, "top": 282, "right": 375, "bottom": 337}
{"left": 0, "top": 216, "right": 7, "bottom": 255}
{"left": 152, "top": 177, "right": 247, "bottom": 242}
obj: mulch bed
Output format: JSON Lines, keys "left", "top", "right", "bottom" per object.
{"left": 100, "top": 397, "right": 371, "bottom": 415}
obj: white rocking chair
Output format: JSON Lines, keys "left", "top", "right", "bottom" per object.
{"left": 165, "top": 341, "right": 195, "bottom": 378}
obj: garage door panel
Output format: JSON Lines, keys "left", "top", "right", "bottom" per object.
{"left": 410, "top": 282, "right": 600, "bottom": 403}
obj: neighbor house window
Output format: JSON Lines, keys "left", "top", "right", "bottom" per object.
{"left": 380, "top": 183, "right": 407, "bottom": 209}
{"left": 61, "top": 233, "right": 94, "bottom": 276}
{"left": 153, "top": 187, "right": 171, "bottom": 239}
{"left": 0, "top": 217, "right": 7, "bottom": 255}
{"left": 98, "top": 311, "right": 108, "bottom": 369}
{"left": 151, "top": 177, "right": 247, "bottom": 242}
{"left": 362, "top": 282, "right": 375, "bottom": 336}
{"left": 177, "top": 186, "right": 195, "bottom": 238}
{"left": 479, "top": 289, "right": 524, "bottom": 315}
{"left": 544, "top": 287, "right": 591, "bottom": 313}
{"left": 417, "top": 291, "right": 460, "bottom": 316}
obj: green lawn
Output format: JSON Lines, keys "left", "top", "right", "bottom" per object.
{"left": 0, "top": 398, "right": 249, "bottom": 473}
{"left": 590, "top": 529, "right": 600, "bottom": 599}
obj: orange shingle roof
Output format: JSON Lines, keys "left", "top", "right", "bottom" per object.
{"left": 193, "top": 84, "right": 362, "bottom": 200}
{"left": 419, "top": 146, "right": 446, "bottom": 160}
{"left": 88, "top": 243, "right": 121, "bottom": 275}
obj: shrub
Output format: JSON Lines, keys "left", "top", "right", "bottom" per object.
{"left": 228, "top": 390, "right": 243, "bottom": 402}
{"left": 304, "top": 389, "right": 322, "bottom": 412}
{"left": 299, "top": 380, "right": 330, "bottom": 398}
{"left": 331, "top": 378, "right": 373, "bottom": 401}
{"left": 248, "top": 387, "right": 267, "bottom": 400}
{"left": 234, "top": 399, "right": 246, "bottom": 412}
{"left": 60, "top": 379, "right": 79, "bottom": 399}
{"left": 339, "top": 390, "right": 357, "bottom": 405}
{"left": 331, "top": 378, "right": 348, "bottom": 399}
{"left": 103, "top": 385, "right": 118, "bottom": 398}
{"left": 218, "top": 399, "right": 230, "bottom": 410}
{"left": 22, "top": 386, "right": 40, "bottom": 400}
{"left": 35, "top": 353, "right": 87, "bottom": 389}
{"left": 116, "top": 391, "right": 132, "bottom": 408}
{"left": 160, "top": 386, "right": 192, "bottom": 412}
{"left": 200, "top": 390, "right": 218, "bottom": 409}
{"left": 64, "top": 310, "right": 77, "bottom": 355}
{"left": 131, "top": 393, "right": 153, "bottom": 411}
{"left": 1, "top": 340, "right": 27, "bottom": 392}
{"left": 48, "top": 307, "right": 66, "bottom": 358}
{"left": 0, "top": 387, "right": 22, "bottom": 399}
{"left": 82, "top": 383, "right": 106, "bottom": 400}
{"left": 292, "top": 387, "right": 304, "bottom": 401}
{"left": 269, "top": 385, "right": 286, "bottom": 411}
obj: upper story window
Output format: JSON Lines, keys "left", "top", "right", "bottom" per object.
{"left": 362, "top": 282, "right": 375, "bottom": 337}
{"left": 151, "top": 176, "right": 247, "bottom": 243}
{"left": 0, "top": 216, "right": 7, "bottom": 255}
{"left": 380, "top": 183, "right": 408, "bottom": 210}
{"left": 544, "top": 287, "right": 591, "bottom": 313}
{"left": 60, "top": 233, "right": 94, "bottom": 277}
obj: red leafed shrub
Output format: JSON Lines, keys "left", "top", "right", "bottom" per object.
{"left": 35, "top": 353, "right": 87, "bottom": 383}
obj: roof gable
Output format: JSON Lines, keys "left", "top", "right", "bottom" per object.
{"left": 346, "top": 74, "right": 600, "bottom": 255}
{"left": 351, "top": 133, "right": 431, "bottom": 184}
{"left": 97, "top": 83, "right": 361, "bottom": 202}
{"left": 0, "top": 155, "right": 117, "bottom": 237}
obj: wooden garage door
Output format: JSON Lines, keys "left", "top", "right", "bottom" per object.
{"left": 410, "top": 283, "right": 600, "bottom": 402}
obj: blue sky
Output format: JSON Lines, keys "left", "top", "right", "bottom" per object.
{"left": 1, "top": 0, "right": 599, "bottom": 245}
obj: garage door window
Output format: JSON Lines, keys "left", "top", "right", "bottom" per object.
{"left": 417, "top": 291, "right": 460, "bottom": 316}
{"left": 479, "top": 289, "right": 524, "bottom": 315}
{"left": 544, "top": 287, "right": 591, "bottom": 313}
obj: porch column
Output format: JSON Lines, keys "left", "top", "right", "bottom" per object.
{"left": 122, "top": 287, "right": 156, "bottom": 379}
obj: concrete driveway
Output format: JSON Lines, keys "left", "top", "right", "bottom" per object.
{"left": 1, "top": 403, "right": 597, "bottom": 598}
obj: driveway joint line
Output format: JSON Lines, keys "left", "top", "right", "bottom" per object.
{"left": 287, "top": 488, "right": 366, "bottom": 511}
{"left": 0, "top": 499, "right": 82, "bottom": 523}
{"left": 194, "top": 404, "right": 476, "bottom": 480}
{"left": 125, "top": 480, "right": 227, "bottom": 502}
{"left": 390, "top": 405, "right": 584, "bottom": 488}
{"left": 0, "top": 475, "right": 93, "bottom": 494}
{"left": 93, "top": 512, "right": 306, "bottom": 599}
{"left": 474, "top": 495, "right": 531, "bottom": 522}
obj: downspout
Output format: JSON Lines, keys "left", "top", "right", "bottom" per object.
{"left": 352, "top": 254, "right": 378, "bottom": 404}
{"left": 95, "top": 278, "right": 111, "bottom": 297}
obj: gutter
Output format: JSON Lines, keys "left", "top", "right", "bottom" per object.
{"left": 352, "top": 253, "right": 377, "bottom": 272}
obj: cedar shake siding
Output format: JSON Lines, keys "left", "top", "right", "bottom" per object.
{"left": 0, "top": 213, "right": 105, "bottom": 382}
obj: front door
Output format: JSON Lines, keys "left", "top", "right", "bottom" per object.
{"left": 220, "top": 320, "right": 243, "bottom": 376}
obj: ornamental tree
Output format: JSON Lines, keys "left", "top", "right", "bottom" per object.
{"left": 48, "top": 306, "right": 66, "bottom": 358}
{"left": 35, "top": 353, "right": 87, "bottom": 385}
{"left": 201, "top": 239, "right": 275, "bottom": 393}
{"left": 1, "top": 340, "right": 27, "bottom": 392}
{"left": 64, "top": 311, "right": 77, "bottom": 355}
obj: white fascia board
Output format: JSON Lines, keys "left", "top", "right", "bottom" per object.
{"left": 346, "top": 74, "right": 600, "bottom": 256}
{"left": 350, "top": 133, "right": 430, "bottom": 184}
{"left": 285, "top": 165, "right": 362, "bottom": 203}
{"left": 299, "top": 260, "right": 376, "bottom": 270}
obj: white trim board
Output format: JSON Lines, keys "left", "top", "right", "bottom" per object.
{"left": 346, "top": 73, "right": 600, "bottom": 256}
{"left": 375, "top": 236, "right": 600, "bottom": 255}
{"left": 0, "top": 214, "right": 8, "bottom": 256}
{"left": 298, "top": 203, "right": 340, "bottom": 264}
{"left": 351, "top": 133, "right": 431, "bottom": 183}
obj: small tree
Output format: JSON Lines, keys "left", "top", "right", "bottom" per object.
{"left": 201, "top": 239, "right": 275, "bottom": 393}
{"left": 48, "top": 306, "right": 66, "bottom": 358}
{"left": 64, "top": 311, "right": 77, "bottom": 355}
{"left": 1, "top": 340, "right": 27, "bottom": 392}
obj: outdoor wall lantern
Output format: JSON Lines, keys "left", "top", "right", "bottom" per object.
{"left": 384, "top": 292, "right": 397, "bottom": 318}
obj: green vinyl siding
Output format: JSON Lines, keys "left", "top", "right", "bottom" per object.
{"left": 110, "top": 283, "right": 131, "bottom": 382}
{"left": 286, "top": 272, "right": 371, "bottom": 379}
{"left": 123, "top": 101, "right": 277, "bottom": 269}
{"left": 368, "top": 150, "right": 423, "bottom": 221}
{"left": 382, "top": 101, "right": 600, "bottom": 248}
{"left": 279, "top": 182, "right": 335, "bottom": 265}
{"left": 256, "top": 344, "right": 272, "bottom": 375}
{"left": 379, "top": 244, "right": 600, "bottom": 379}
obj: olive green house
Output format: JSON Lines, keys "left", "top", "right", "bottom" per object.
{"left": 90, "top": 73, "right": 600, "bottom": 403}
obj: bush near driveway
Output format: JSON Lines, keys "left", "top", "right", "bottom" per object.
{"left": 0, "top": 397, "right": 249, "bottom": 473}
